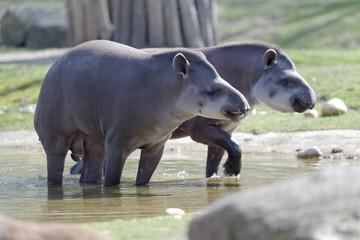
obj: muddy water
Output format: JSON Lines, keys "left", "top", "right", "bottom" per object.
{"left": 0, "top": 143, "right": 357, "bottom": 223}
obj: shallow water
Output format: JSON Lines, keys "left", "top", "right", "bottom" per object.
{"left": 0, "top": 144, "right": 358, "bottom": 223}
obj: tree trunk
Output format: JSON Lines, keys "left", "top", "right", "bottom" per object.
{"left": 66, "top": 0, "right": 217, "bottom": 48}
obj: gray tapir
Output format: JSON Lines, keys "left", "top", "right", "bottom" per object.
{"left": 136, "top": 41, "right": 316, "bottom": 183}
{"left": 34, "top": 40, "right": 250, "bottom": 186}
{"left": 70, "top": 41, "right": 317, "bottom": 184}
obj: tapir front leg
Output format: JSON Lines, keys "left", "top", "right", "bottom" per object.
{"left": 190, "top": 126, "right": 242, "bottom": 177}
{"left": 136, "top": 141, "right": 166, "bottom": 185}
{"left": 206, "top": 146, "right": 225, "bottom": 177}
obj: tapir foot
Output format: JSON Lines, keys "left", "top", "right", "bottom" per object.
{"left": 223, "top": 159, "right": 241, "bottom": 176}
{"left": 70, "top": 160, "right": 83, "bottom": 174}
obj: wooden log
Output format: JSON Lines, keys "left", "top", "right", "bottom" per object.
{"left": 163, "top": 0, "right": 183, "bottom": 47}
{"left": 195, "top": 0, "right": 214, "bottom": 46}
{"left": 209, "top": 0, "right": 218, "bottom": 45}
{"left": 178, "top": 0, "right": 204, "bottom": 48}
{"left": 66, "top": 0, "right": 86, "bottom": 45}
{"left": 131, "top": 0, "right": 146, "bottom": 47}
{"left": 96, "top": 0, "right": 113, "bottom": 40}
{"left": 146, "top": 0, "right": 164, "bottom": 47}
{"left": 84, "top": 0, "right": 98, "bottom": 40}
{"left": 113, "top": 0, "right": 132, "bottom": 44}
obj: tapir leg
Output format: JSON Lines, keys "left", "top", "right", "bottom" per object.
{"left": 190, "top": 126, "right": 242, "bottom": 177}
{"left": 80, "top": 137, "right": 105, "bottom": 184}
{"left": 43, "top": 135, "right": 71, "bottom": 185}
{"left": 136, "top": 143, "right": 166, "bottom": 185}
{"left": 206, "top": 146, "right": 225, "bottom": 177}
{"left": 103, "top": 140, "right": 129, "bottom": 187}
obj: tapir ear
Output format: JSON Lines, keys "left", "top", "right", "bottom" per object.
{"left": 263, "top": 49, "right": 277, "bottom": 70}
{"left": 173, "top": 53, "right": 190, "bottom": 77}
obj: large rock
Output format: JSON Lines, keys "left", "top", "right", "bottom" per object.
{"left": 25, "top": 11, "right": 68, "bottom": 49}
{"left": 0, "top": 4, "right": 68, "bottom": 49}
{"left": 189, "top": 167, "right": 360, "bottom": 240}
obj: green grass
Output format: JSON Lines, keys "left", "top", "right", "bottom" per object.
{"left": 88, "top": 214, "right": 193, "bottom": 240}
{"left": 0, "top": 64, "right": 49, "bottom": 130}
{"left": 218, "top": 0, "right": 360, "bottom": 49}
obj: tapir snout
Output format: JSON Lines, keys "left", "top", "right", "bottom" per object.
{"left": 290, "top": 85, "right": 316, "bottom": 113}
{"left": 221, "top": 90, "right": 250, "bottom": 120}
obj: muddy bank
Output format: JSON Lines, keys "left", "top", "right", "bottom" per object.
{"left": 1, "top": 130, "right": 359, "bottom": 157}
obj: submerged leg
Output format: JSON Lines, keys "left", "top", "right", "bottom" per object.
{"left": 43, "top": 135, "right": 71, "bottom": 185}
{"left": 80, "top": 137, "right": 105, "bottom": 184}
{"left": 103, "top": 140, "right": 129, "bottom": 187}
{"left": 206, "top": 146, "right": 225, "bottom": 177}
{"left": 136, "top": 143, "right": 166, "bottom": 185}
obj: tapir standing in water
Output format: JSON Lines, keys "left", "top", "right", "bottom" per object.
{"left": 34, "top": 40, "right": 250, "bottom": 186}
{"left": 71, "top": 41, "right": 316, "bottom": 185}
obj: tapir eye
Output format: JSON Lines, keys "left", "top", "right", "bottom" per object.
{"left": 207, "top": 90, "right": 214, "bottom": 96}
{"left": 281, "top": 79, "right": 289, "bottom": 87}
{"left": 206, "top": 88, "right": 221, "bottom": 98}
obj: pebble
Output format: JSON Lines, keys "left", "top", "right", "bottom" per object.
{"left": 165, "top": 208, "right": 186, "bottom": 219}
{"left": 296, "top": 146, "right": 322, "bottom": 159}
{"left": 303, "top": 109, "right": 318, "bottom": 118}
{"left": 322, "top": 98, "right": 347, "bottom": 116}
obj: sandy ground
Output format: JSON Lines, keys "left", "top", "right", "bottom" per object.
{"left": 1, "top": 130, "right": 359, "bottom": 157}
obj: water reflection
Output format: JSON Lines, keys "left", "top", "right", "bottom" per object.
{"left": 0, "top": 147, "right": 358, "bottom": 223}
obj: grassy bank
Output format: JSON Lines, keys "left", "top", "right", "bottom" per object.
{"left": 88, "top": 214, "right": 193, "bottom": 240}
{"left": 217, "top": 0, "right": 360, "bottom": 49}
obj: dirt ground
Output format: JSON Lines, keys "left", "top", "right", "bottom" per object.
{"left": 1, "top": 130, "right": 359, "bottom": 157}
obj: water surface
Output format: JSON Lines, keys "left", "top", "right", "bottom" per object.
{"left": 0, "top": 143, "right": 357, "bottom": 223}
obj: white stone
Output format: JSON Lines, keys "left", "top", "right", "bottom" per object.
{"left": 303, "top": 109, "right": 318, "bottom": 118}
{"left": 322, "top": 98, "right": 347, "bottom": 116}
{"left": 296, "top": 146, "right": 322, "bottom": 159}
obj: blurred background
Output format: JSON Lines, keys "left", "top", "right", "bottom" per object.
{"left": 1, "top": 0, "right": 359, "bottom": 50}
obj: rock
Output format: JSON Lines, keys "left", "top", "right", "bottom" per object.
{"left": 25, "top": 11, "right": 68, "bottom": 49}
{"left": 0, "top": 4, "right": 68, "bottom": 49}
{"left": 189, "top": 167, "right": 360, "bottom": 240}
{"left": 322, "top": 98, "right": 348, "bottom": 116}
{"left": 0, "top": 213, "right": 113, "bottom": 240}
{"left": 166, "top": 208, "right": 186, "bottom": 218}
{"left": 296, "top": 146, "right": 322, "bottom": 159}
{"left": 303, "top": 109, "right": 318, "bottom": 118}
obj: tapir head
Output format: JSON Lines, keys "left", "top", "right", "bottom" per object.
{"left": 173, "top": 52, "right": 250, "bottom": 121}
{"left": 252, "top": 49, "right": 316, "bottom": 113}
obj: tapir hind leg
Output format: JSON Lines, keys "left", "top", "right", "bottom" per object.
{"left": 136, "top": 143, "right": 166, "bottom": 185}
{"left": 42, "top": 135, "right": 71, "bottom": 185}
{"left": 80, "top": 137, "right": 105, "bottom": 184}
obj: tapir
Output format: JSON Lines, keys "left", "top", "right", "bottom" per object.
{"left": 34, "top": 40, "right": 250, "bottom": 186}
{"left": 136, "top": 41, "right": 316, "bottom": 183}
{"left": 71, "top": 41, "right": 316, "bottom": 184}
